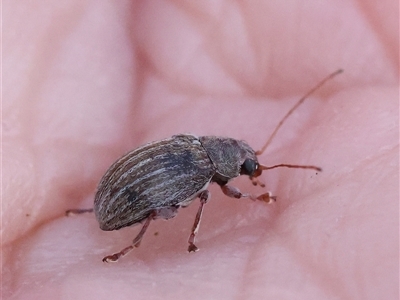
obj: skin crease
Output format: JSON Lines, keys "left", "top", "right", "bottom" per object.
{"left": 2, "top": 0, "right": 399, "bottom": 299}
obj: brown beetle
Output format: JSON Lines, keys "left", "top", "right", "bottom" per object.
{"left": 67, "top": 70, "right": 342, "bottom": 262}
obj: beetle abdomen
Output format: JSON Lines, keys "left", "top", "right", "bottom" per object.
{"left": 94, "top": 134, "right": 215, "bottom": 231}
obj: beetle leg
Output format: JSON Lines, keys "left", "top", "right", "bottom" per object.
{"left": 102, "top": 211, "right": 155, "bottom": 263}
{"left": 220, "top": 184, "right": 276, "bottom": 203}
{"left": 65, "top": 208, "right": 93, "bottom": 216}
{"left": 188, "top": 190, "right": 210, "bottom": 253}
{"left": 250, "top": 177, "right": 265, "bottom": 188}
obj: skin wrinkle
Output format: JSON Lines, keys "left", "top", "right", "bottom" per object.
{"left": 356, "top": 0, "right": 399, "bottom": 67}
{"left": 3, "top": 1, "right": 398, "bottom": 299}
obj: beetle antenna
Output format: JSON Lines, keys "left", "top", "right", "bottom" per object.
{"left": 259, "top": 163, "right": 322, "bottom": 172}
{"left": 256, "top": 69, "right": 343, "bottom": 156}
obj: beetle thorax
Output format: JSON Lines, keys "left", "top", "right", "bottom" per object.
{"left": 199, "top": 136, "right": 258, "bottom": 185}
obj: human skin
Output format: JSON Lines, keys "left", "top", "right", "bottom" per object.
{"left": 2, "top": 1, "right": 399, "bottom": 299}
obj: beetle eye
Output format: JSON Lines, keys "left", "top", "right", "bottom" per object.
{"left": 240, "top": 159, "right": 258, "bottom": 176}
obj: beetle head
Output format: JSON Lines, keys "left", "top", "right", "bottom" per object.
{"left": 236, "top": 140, "right": 260, "bottom": 177}
{"left": 236, "top": 141, "right": 265, "bottom": 188}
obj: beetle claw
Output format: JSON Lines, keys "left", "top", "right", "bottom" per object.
{"left": 188, "top": 243, "right": 199, "bottom": 252}
{"left": 103, "top": 253, "right": 120, "bottom": 263}
{"left": 257, "top": 192, "right": 276, "bottom": 203}
{"left": 250, "top": 177, "right": 265, "bottom": 188}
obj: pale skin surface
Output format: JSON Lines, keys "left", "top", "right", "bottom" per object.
{"left": 2, "top": 1, "right": 399, "bottom": 299}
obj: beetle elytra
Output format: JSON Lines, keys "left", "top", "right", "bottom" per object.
{"left": 67, "top": 69, "right": 342, "bottom": 262}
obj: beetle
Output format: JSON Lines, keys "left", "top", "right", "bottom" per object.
{"left": 67, "top": 70, "right": 342, "bottom": 262}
